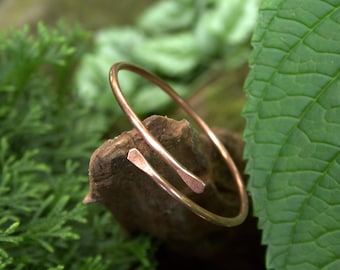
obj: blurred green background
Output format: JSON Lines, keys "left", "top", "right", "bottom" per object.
{"left": 1, "top": 0, "right": 256, "bottom": 132}
{"left": 0, "top": 0, "right": 156, "bottom": 29}
{"left": 0, "top": 1, "right": 259, "bottom": 269}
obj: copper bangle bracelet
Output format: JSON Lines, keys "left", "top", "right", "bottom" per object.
{"left": 109, "top": 62, "right": 248, "bottom": 227}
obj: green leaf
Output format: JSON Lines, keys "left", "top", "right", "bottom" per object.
{"left": 195, "top": 0, "right": 259, "bottom": 54}
{"left": 137, "top": 0, "right": 196, "bottom": 34}
{"left": 133, "top": 33, "right": 200, "bottom": 76}
{"left": 75, "top": 28, "right": 144, "bottom": 108}
{"left": 0, "top": 218, "right": 22, "bottom": 268}
{"left": 131, "top": 82, "right": 188, "bottom": 114}
{"left": 0, "top": 218, "right": 22, "bottom": 245}
{"left": 243, "top": 0, "right": 340, "bottom": 269}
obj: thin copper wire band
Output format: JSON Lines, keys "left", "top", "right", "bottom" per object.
{"left": 109, "top": 62, "right": 248, "bottom": 227}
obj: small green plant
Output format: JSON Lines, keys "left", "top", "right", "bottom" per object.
{"left": 0, "top": 22, "right": 156, "bottom": 270}
{"left": 243, "top": 0, "right": 340, "bottom": 269}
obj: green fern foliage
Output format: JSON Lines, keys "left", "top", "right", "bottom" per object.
{"left": 0, "top": 23, "right": 156, "bottom": 270}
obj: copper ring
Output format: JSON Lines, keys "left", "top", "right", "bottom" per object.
{"left": 109, "top": 62, "right": 248, "bottom": 227}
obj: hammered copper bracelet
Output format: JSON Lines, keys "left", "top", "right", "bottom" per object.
{"left": 109, "top": 62, "right": 248, "bottom": 227}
